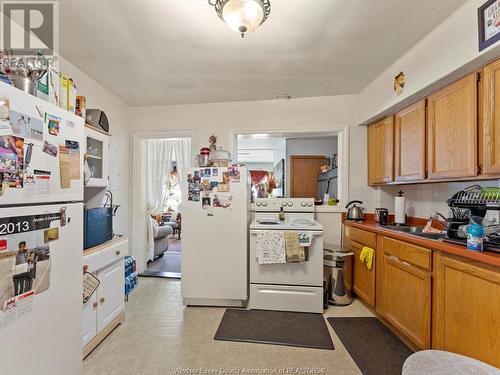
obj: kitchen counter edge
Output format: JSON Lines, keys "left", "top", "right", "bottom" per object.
{"left": 344, "top": 221, "right": 500, "bottom": 268}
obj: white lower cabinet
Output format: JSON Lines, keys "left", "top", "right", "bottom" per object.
{"left": 82, "top": 293, "right": 98, "bottom": 347}
{"left": 97, "top": 260, "right": 125, "bottom": 332}
{"left": 82, "top": 238, "right": 127, "bottom": 357}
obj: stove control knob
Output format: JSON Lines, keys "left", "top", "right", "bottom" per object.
{"left": 256, "top": 201, "right": 261, "bottom": 207}
{"left": 288, "top": 201, "right": 293, "bottom": 207}
{"left": 262, "top": 202, "right": 268, "bottom": 207}
{"left": 281, "top": 202, "right": 287, "bottom": 207}
{"left": 307, "top": 202, "right": 313, "bottom": 207}
{"left": 301, "top": 202, "right": 306, "bottom": 207}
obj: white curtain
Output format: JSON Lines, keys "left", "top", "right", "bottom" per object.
{"left": 146, "top": 139, "right": 174, "bottom": 261}
{"left": 172, "top": 138, "right": 192, "bottom": 199}
{"left": 145, "top": 138, "right": 191, "bottom": 262}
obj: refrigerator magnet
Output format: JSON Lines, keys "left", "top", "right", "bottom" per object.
{"left": 43, "top": 227, "right": 59, "bottom": 243}
{"left": 47, "top": 115, "right": 61, "bottom": 136}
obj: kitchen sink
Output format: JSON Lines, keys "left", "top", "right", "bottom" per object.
{"left": 382, "top": 225, "right": 446, "bottom": 240}
{"left": 383, "top": 225, "right": 424, "bottom": 233}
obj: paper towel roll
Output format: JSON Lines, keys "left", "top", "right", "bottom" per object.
{"left": 395, "top": 196, "right": 406, "bottom": 224}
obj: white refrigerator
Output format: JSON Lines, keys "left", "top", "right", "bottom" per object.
{"left": 0, "top": 83, "right": 84, "bottom": 375}
{"left": 181, "top": 166, "right": 249, "bottom": 307}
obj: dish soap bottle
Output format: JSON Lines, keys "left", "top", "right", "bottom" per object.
{"left": 278, "top": 207, "right": 286, "bottom": 221}
{"left": 466, "top": 223, "right": 484, "bottom": 252}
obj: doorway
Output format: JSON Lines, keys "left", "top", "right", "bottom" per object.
{"left": 236, "top": 133, "right": 343, "bottom": 203}
{"left": 132, "top": 133, "right": 193, "bottom": 278}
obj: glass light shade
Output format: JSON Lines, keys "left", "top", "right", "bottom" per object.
{"left": 222, "top": 0, "right": 265, "bottom": 34}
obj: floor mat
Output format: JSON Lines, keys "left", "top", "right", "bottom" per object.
{"left": 327, "top": 317, "right": 414, "bottom": 375}
{"left": 214, "top": 309, "right": 334, "bottom": 350}
{"left": 140, "top": 249, "right": 181, "bottom": 279}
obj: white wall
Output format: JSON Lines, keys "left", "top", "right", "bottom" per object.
{"left": 59, "top": 57, "right": 131, "bottom": 240}
{"left": 358, "top": 0, "right": 500, "bottom": 124}
{"left": 129, "top": 95, "right": 374, "bottom": 270}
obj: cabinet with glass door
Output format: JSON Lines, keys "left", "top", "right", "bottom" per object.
{"left": 85, "top": 125, "right": 109, "bottom": 187}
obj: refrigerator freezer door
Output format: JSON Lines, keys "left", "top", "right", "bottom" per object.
{"left": 0, "top": 203, "right": 83, "bottom": 375}
{"left": 0, "top": 84, "right": 84, "bottom": 205}
{"left": 181, "top": 167, "right": 249, "bottom": 304}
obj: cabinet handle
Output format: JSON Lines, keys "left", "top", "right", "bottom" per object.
{"left": 115, "top": 250, "right": 121, "bottom": 256}
{"left": 388, "top": 255, "right": 399, "bottom": 262}
{"left": 92, "top": 302, "right": 98, "bottom": 308}
{"left": 100, "top": 297, "right": 105, "bottom": 303}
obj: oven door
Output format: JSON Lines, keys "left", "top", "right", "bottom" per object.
{"left": 249, "top": 230, "right": 323, "bottom": 287}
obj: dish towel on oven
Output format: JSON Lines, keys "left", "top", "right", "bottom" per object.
{"left": 284, "top": 231, "right": 305, "bottom": 263}
{"left": 256, "top": 231, "right": 286, "bottom": 264}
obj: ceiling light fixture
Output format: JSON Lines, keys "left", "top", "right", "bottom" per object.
{"left": 208, "top": 0, "right": 271, "bottom": 38}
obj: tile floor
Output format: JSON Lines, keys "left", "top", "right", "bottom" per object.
{"left": 84, "top": 278, "right": 374, "bottom": 375}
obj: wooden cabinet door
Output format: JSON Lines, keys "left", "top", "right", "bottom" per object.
{"left": 368, "top": 116, "right": 394, "bottom": 185}
{"left": 481, "top": 59, "right": 500, "bottom": 175}
{"left": 380, "top": 253, "right": 431, "bottom": 349}
{"left": 351, "top": 241, "right": 375, "bottom": 307}
{"left": 427, "top": 73, "right": 478, "bottom": 179}
{"left": 394, "top": 100, "right": 426, "bottom": 181}
{"left": 96, "top": 260, "right": 124, "bottom": 332}
{"left": 82, "top": 292, "right": 97, "bottom": 347}
{"left": 290, "top": 155, "right": 326, "bottom": 198}
{"left": 433, "top": 253, "right": 500, "bottom": 368}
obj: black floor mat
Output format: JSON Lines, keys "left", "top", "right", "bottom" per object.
{"left": 327, "top": 317, "right": 413, "bottom": 375}
{"left": 214, "top": 309, "right": 334, "bottom": 350}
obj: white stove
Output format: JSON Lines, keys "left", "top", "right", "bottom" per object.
{"left": 249, "top": 198, "right": 324, "bottom": 313}
{"left": 250, "top": 218, "right": 323, "bottom": 231}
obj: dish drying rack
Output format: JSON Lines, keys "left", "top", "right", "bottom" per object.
{"left": 447, "top": 185, "right": 500, "bottom": 217}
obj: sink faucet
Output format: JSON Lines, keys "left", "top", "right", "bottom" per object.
{"left": 430, "top": 210, "right": 449, "bottom": 228}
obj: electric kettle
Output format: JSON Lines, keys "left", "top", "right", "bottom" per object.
{"left": 345, "top": 200, "right": 365, "bottom": 221}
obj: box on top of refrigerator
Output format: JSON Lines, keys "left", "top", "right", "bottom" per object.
{"left": 36, "top": 60, "right": 60, "bottom": 106}
{"left": 59, "top": 72, "right": 76, "bottom": 113}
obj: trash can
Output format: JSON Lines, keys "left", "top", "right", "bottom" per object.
{"left": 324, "top": 245, "right": 353, "bottom": 307}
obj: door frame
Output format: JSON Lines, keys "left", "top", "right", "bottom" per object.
{"left": 131, "top": 130, "right": 196, "bottom": 273}
{"left": 229, "top": 125, "right": 349, "bottom": 211}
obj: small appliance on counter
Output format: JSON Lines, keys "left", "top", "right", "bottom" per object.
{"left": 345, "top": 200, "right": 364, "bottom": 221}
{"left": 374, "top": 208, "right": 389, "bottom": 225}
{"left": 394, "top": 191, "right": 406, "bottom": 225}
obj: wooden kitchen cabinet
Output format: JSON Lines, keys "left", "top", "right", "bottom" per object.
{"left": 394, "top": 100, "right": 426, "bottom": 182}
{"left": 379, "top": 237, "right": 431, "bottom": 349}
{"left": 427, "top": 73, "right": 478, "bottom": 179}
{"left": 351, "top": 241, "right": 376, "bottom": 307}
{"left": 433, "top": 253, "right": 500, "bottom": 368}
{"left": 368, "top": 116, "right": 394, "bottom": 185}
{"left": 480, "top": 58, "right": 500, "bottom": 175}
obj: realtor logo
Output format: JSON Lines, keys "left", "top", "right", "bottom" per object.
{"left": 1, "top": 1, "right": 58, "bottom": 56}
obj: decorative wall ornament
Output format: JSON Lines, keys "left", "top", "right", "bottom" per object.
{"left": 478, "top": 0, "right": 500, "bottom": 51}
{"left": 394, "top": 72, "right": 405, "bottom": 96}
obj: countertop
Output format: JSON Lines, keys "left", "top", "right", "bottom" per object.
{"left": 345, "top": 220, "right": 500, "bottom": 268}
{"left": 83, "top": 236, "right": 128, "bottom": 257}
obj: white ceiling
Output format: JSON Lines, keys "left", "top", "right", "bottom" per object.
{"left": 58, "top": 0, "right": 468, "bottom": 106}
